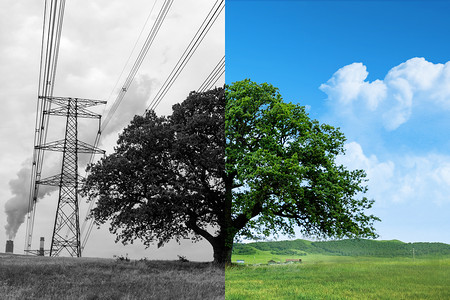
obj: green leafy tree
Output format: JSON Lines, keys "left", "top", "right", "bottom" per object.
{"left": 224, "top": 80, "right": 379, "bottom": 263}
{"left": 83, "top": 80, "right": 379, "bottom": 265}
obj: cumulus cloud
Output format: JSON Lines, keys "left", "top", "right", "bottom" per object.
{"left": 338, "top": 142, "right": 450, "bottom": 207}
{"left": 337, "top": 142, "right": 395, "bottom": 200}
{"left": 321, "top": 57, "right": 450, "bottom": 130}
{"left": 320, "top": 62, "right": 387, "bottom": 110}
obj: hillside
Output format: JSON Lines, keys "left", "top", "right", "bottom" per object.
{"left": 232, "top": 239, "right": 450, "bottom": 258}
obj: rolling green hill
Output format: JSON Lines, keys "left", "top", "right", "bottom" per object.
{"left": 233, "top": 239, "right": 450, "bottom": 258}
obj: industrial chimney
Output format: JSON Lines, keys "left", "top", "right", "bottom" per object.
{"left": 39, "top": 237, "right": 45, "bottom": 256}
{"left": 5, "top": 240, "right": 13, "bottom": 253}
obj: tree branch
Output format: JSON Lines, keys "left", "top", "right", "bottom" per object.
{"left": 232, "top": 201, "right": 263, "bottom": 233}
{"left": 186, "top": 214, "right": 215, "bottom": 245}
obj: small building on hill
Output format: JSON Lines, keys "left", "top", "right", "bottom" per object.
{"left": 285, "top": 258, "right": 302, "bottom": 263}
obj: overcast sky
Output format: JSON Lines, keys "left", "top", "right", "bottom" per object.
{"left": 227, "top": 0, "right": 450, "bottom": 244}
{"left": 0, "top": 0, "right": 224, "bottom": 260}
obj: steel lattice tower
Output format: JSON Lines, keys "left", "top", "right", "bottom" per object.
{"left": 36, "top": 96, "right": 106, "bottom": 257}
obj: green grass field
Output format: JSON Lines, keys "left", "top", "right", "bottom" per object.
{"left": 0, "top": 254, "right": 224, "bottom": 300}
{"left": 226, "top": 254, "right": 450, "bottom": 299}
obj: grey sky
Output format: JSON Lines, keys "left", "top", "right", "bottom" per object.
{"left": 0, "top": 0, "right": 224, "bottom": 261}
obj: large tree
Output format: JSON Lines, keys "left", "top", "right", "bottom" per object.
{"left": 83, "top": 80, "right": 379, "bottom": 265}
{"left": 224, "top": 80, "right": 379, "bottom": 262}
{"left": 82, "top": 88, "right": 227, "bottom": 263}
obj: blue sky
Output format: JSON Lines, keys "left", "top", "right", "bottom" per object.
{"left": 226, "top": 0, "right": 450, "bottom": 243}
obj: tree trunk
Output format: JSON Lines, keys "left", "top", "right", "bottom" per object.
{"left": 220, "top": 172, "right": 235, "bottom": 265}
{"left": 212, "top": 242, "right": 233, "bottom": 265}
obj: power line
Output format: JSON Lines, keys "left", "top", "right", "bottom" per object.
{"left": 198, "top": 55, "right": 225, "bottom": 93}
{"left": 145, "top": 0, "right": 224, "bottom": 112}
{"left": 101, "top": 0, "right": 173, "bottom": 132}
{"left": 80, "top": 0, "right": 224, "bottom": 250}
{"left": 80, "top": 0, "right": 174, "bottom": 250}
{"left": 101, "top": 0, "right": 160, "bottom": 119}
{"left": 26, "top": 0, "right": 67, "bottom": 253}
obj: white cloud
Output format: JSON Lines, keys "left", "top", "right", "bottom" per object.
{"left": 321, "top": 57, "right": 450, "bottom": 130}
{"left": 320, "top": 62, "right": 387, "bottom": 110}
{"left": 339, "top": 142, "right": 450, "bottom": 207}
{"left": 386, "top": 57, "right": 443, "bottom": 90}
{"left": 337, "top": 142, "right": 395, "bottom": 200}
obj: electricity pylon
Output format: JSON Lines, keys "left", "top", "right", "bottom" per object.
{"left": 36, "top": 96, "right": 106, "bottom": 257}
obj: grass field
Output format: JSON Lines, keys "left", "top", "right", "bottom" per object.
{"left": 226, "top": 254, "right": 450, "bottom": 299}
{"left": 0, "top": 253, "right": 224, "bottom": 300}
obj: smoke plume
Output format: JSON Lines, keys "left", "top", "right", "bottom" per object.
{"left": 4, "top": 161, "right": 56, "bottom": 240}
{"left": 4, "top": 76, "right": 155, "bottom": 240}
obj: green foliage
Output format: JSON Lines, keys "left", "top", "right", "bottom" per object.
{"left": 270, "top": 249, "right": 306, "bottom": 256}
{"left": 232, "top": 245, "right": 257, "bottom": 255}
{"left": 84, "top": 79, "right": 381, "bottom": 265}
{"left": 233, "top": 239, "right": 450, "bottom": 259}
{"left": 311, "top": 239, "right": 450, "bottom": 257}
{"left": 225, "top": 80, "right": 380, "bottom": 245}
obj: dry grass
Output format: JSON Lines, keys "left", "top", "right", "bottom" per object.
{"left": 0, "top": 253, "right": 224, "bottom": 300}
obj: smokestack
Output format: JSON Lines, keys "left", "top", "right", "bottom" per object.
{"left": 39, "top": 237, "right": 45, "bottom": 256}
{"left": 5, "top": 240, "right": 13, "bottom": 253}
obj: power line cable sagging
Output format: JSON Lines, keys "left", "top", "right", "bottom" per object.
{"left": 101, "top": 0, "right": 173, "bottom": 133}
{"left": 198, "top": 55, "right": 225, "bottom": 93}
{"left": 146, "top": 0, "right": 225, "bottom": 113}
{"left": 24, "top": 0, "right": 67, "bottom": 253}
{"left": 80, "top": 0, "right": 174, "bottom": 250}
{"left": 80, "top": 0, "right": 224, "bottom": 251}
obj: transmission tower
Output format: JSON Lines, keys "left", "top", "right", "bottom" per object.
{"left": 36, "top": 96, "right": 105, "bottom": 257}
